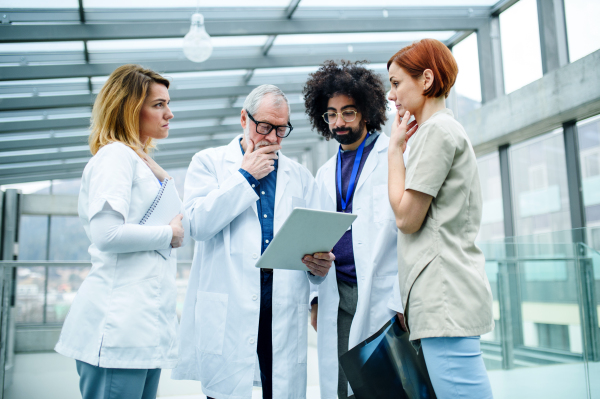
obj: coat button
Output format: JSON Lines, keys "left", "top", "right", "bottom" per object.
{"left": 249, "top": 338, "right": 255, "bottom": 344}
{"left": 252, "top": 253, "right": 258, "bottom": 259}
{"left": 252, "top": 295, "right": 258, "bottom": 301}
{"left": 251, "top": 184, "right": 255, "bottom": 188}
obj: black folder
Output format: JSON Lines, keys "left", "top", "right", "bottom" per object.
{"left": 339, "top": 315, "right": 437, "bottom": 399}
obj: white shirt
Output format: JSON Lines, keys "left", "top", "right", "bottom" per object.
{"left": 55, "top": 142, "right": 180, "bottom": 369}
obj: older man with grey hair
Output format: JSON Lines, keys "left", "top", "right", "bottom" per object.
{"left": 172, "top": 84, "right": 334, "bottom": 399}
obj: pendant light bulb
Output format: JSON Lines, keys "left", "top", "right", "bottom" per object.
{"left": 183, "top": 13, "right": 213, "bottom": 63}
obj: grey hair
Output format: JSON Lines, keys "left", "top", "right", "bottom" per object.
{"left": 243, "top": 84, "right": 291, "bottom": 117}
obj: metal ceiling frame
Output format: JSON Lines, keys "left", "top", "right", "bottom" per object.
{"left": 0, "top": 0, "right": 515, "bottom": 185}
{"left": 0, "top": 6, "right": 491, "bottom": 42}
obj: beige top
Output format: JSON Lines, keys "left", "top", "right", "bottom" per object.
{"left": 398, "top": 109, "right": 494, "bottom": 340}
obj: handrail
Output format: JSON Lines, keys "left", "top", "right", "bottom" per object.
{"left": 0, "top": 260, "right": 193, "bottom": 268}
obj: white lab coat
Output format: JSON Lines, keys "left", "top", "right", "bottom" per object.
{"left": 313, "top": 133, "right": 404, "bottom": 399}
{"left": 55, "top": 142, "right": 179, "bottom": 369}
{"left": 172, "top": 135, "right": 319, "bottom": 399}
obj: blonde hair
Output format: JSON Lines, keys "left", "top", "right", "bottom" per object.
{"left": 89, "top": 64, "right": 170, "bottom": 155}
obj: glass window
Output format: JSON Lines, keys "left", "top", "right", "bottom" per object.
{"left": 499, "top": 0, "right": 544, "bottom": 94}
{"left": 274, "top": 31, "right": 455, "bottom": 46}
{"left": 0, "top": 78, "right": 90, "bottom": 99}
{"left": 83, "top": 0, "right": 289, "bottom": 7}
{"left": 564, "top": 0, "right": 600, "bottom": 63}
{"left": 476, "top": 152, "right": 503, "bottom": 346}
{"left": 509, "top": 129, "right": 571, "bottom": 237}
{"left": 0, "top": 0, "right": 77, "bottom": 7}
{"left": 452, "top": 33, "right": 481, "bottom": 122}
{"left": 50, "top": 178, "right": 83, "bottom": 195}
{"left": 477, "top": 152, "right": 504, "bottom": 241}
{"left": 0, "top": 42, "right": 84, "bottom": 54}
{"left": 298, "top": 0, "right": 498, "bottom": 6}
{"left": 49, "top": 216, "right": 90, "bottom": 261}
{"left": 87, "top": 36, "right": 268, "bottom": 51}
{"left": 46, "top": 266, "right": 90, "bottom": 324}
{"left": 578, "top": 114, "right": 600, "bottom": 232}
{"left": 537, "top": 323, "right": 571, "bottom": 352}
{"left": 15, "top": 266, "right": 45, "bottom": 324}
{"left": 18, "top": 215, "right": 49, "bottom": 261}
{"left": 0, "top": 181, "right": 51, "bottom": 194}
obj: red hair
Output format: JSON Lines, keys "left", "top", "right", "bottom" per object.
{"left": 387, "top": 38, "right": 458, "bottom": 99}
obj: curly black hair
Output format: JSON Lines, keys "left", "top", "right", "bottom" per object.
{"left": 302, "top": 60, "right": 388, "bottom": 140}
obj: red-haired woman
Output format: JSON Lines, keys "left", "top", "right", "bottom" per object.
{"left": 387, "top": 39, "right": 494, "bottom": 398}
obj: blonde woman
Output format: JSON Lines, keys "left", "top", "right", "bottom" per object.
{"left": 55, "top": 64, "right": 184, "bottom": 399}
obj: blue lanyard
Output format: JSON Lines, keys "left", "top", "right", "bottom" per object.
{"left": 337, "top": 133, "right": 369, "bottom": 212}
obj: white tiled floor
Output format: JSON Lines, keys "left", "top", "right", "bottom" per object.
{"left": 5, "top": 334, "right": 600, "bottom": 399}
{"left": 4, "top": 328, "right": 322, "bottom": 399}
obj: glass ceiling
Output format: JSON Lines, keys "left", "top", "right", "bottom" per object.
{"left": 0, "top": 0, "right": 506, "bottom": 184}
{"left": 0, "top": 0, "right": 501, "bottom": 8}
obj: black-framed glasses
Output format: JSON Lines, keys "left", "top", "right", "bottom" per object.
{"left": 322, "top": 109, "right": 358, "bottom": 124}
{"left": 246, "top": 110, "right": 293, "bottom": 138}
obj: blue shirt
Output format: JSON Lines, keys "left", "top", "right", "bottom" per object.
{"left": 238, "top": 140, "right": 278, "bottom": 256}
{"left": 239, "top": 140, "right": 278, "bottom": 310}
{"left": 333, "top": 132, "right": 380, "bottom": 284}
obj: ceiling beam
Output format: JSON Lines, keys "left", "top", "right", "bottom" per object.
{"left": 0, "top": 83, "right": 306, "bottom": 111}
{"left": 0, "top": 120, "right": 313, "bottom": 152}
{"left": 0, "top": 48, "right": 401, "bottom": 81}
{"left": 0, "top": 135, "right": 321, "bottom": 184}
{"left": 0, "top": 128, "right": 318, "bottom": 165}
{"left": 285, "top": 0, "right": 302, "bottom": 19}
{"left": 0, "top": 12, "right": 487, "bottom": 43}
{"left": 490, "top": 0, "right": 521, "bottom": 15}
{"left": 0, "top": 103, "right": 306, "bottom": 133}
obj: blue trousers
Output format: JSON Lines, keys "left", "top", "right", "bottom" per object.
{"left": 209, "top": 270, "right": 273, "bottom": 399}
{"left": 76, "top": 360, "right": 161, "bottom": 399}
{"left": 420, "top": 337, "right": 493, "bottom": 399}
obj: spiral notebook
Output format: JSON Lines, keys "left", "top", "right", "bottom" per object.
{"left": 139, "top": 178, "right": 185, "bottom": 259}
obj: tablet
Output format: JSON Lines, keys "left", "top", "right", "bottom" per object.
{"left": 255, "top": 207, "right": 357, "bottom": 271}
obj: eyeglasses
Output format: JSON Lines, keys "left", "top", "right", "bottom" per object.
{"left": 322, "top": 110, "right": 358, "bottom": 124}
{"left": 246, "top": 111, "right": 293, "bottom": 138}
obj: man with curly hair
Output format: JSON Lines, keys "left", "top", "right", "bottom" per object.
{"left": 303, "top": 60, "right": 408, "bottom": 398}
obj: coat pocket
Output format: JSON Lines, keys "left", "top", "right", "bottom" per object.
{"left": 297, "top": 303, "right": 308, "bottom": 363}
{"left": 195, "top": 291, "right": 228, "bottom": 355}
{"left": 103, "top": 276, "right": 160, "bottom": 348}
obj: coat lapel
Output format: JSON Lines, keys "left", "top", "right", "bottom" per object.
{"left": 275, "top": 151, "right": 290, "bottom": 209}
{"left": 322, "top": 156, "right": 337, "bottom": 205}
{"left": 225, "top": 134, "right": 257, "bottom": 216}
{"left": 355, "top": 133, "right": 388, "bottom": 192}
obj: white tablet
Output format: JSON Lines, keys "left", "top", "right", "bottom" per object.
{"left": 255, "top": 207, "right": 357, "bottom": 271}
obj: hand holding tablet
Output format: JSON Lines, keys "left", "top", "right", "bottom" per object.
{"left": 255, "top": 208, "right": 357, "bottom": 272}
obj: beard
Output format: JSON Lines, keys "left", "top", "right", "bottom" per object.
{"left": 331, "top": 119, "right": 367, "bottom": 146}
{"left": 244, "top": 128, "right": 278, "bottom": 152}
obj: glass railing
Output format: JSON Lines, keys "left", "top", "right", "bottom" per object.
{"left": 476, "top": 228, "right": 599, "bottom": 398}
{"left": 1, "top": 227, "right": 599, "bottom": 398}
{"left": 4, "top": 260, "right": 193, "bottom": 327}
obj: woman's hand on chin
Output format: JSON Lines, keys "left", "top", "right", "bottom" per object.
{"left": 390, "top": 110, "right": 418, "bottom": 153}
